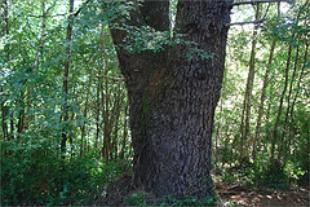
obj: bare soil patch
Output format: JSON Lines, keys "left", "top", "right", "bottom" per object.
{"left": 217, "top": 184, "right": 310, "bottom": 207}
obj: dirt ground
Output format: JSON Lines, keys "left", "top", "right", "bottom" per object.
{"left": 217, "top": 184, "right": 310, "bottom": 207}
{"left": 97, "top": 174, "right": 310, "bottom": 206}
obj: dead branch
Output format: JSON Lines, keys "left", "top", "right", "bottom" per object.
{"left": 233, "top": 0, "right": 293, "bottom": 6}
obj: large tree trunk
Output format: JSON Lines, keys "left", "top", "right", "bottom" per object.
{"left": 111, "top": 0, "right": 232, "bottom": 198}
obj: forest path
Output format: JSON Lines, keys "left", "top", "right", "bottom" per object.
{"left": 217, "top": 184, "right": 310, "bottom": 207}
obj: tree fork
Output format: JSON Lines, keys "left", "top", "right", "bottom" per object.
{"left": 110, "top": 0, "right": 233, "bottom": 198}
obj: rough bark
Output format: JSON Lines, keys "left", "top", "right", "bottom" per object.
{"left": 110, "top": 0, "right": 232, "bottom": 198}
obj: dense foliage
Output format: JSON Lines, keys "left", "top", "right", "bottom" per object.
{"left": 214, "top": 1, "right": 309, "bottom": 188}
{"left": 0, "top": 0, "right": 309, "bottom": 206}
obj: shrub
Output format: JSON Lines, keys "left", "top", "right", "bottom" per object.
{"left": 0, "top": 138, "right": 127, "bottom": 206}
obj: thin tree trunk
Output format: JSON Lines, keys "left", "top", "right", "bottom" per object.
{"left": 100, "top": 71, "right": 105, "bottom": 158}
{"left": 253, "top": 40, "right": 276, "bottom": 160}
{"left": 240, "top": 5, "right": 260, "bottom": 160}
{"left": 120, "top": 102, "right": 129, "bottom": 159}
{"left": 17, "top": 1, "right": 50, "bottom": 135}
{"left": 263, "top": 97, "right": 272, "bottom": 152}
{"left": 287, "top": 44, "right": 308, "bottom": 152}
{"left": 270, "top": 40, "right": 293, "bottom": 162}
{"left": 1, "top": 0, "right": 9, "bottom": 140}
{"left": 2, "top": 0, "right": 15, "bottom": 140}
{"left": 17, "top": 94, "right": 25, "bottom": 137}
{"left": 279, "top": 44, "right": 300, "bottom": 161}
{"left": 289, "top": 44, "right": 308, "bottom": 121}
{"left": 270, "top": 0, "right": 308, "bottom": 163}
{"left": 69, "top": 105, "right": 76, "bottom": 158}
{"left": 96, "top": 24, "right": 112, "bottom": 160}
{"left": 284, "top": 45, "right": 300, "bottom": 130}
{"left": 215, "top": 67, "right": 228, "bottom": 166}
{"left": 111, "top": 83, "right": 123, "bottom": 160}
{"left": 61, "top": 0, "right": 74, "bottom": 155}
{"left": 10, "top": 111, "right": 14, "bottom": 139}
{"left": 103, "top": 66, "right": 112, "bottom": 161}
{"left": 107, "top": 84, "right": 117, "bottom": 159}
{"left": 214, "top": 99, "right": 223, "bottom": 168}
{"left": 1, "top": 105, "right": 8, "bottom": 140}
{"left": 25, "top": 0, "right": 48, "bottom": 127}
{"left": 80, "top": 69, "right": 93, "bottom": 157}
{"left": 95, "top": 73, "right": 100, "bottom": 149}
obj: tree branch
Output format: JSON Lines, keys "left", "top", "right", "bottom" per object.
{"left": 74, "top": 0, "right": 92, "bottom": 17}
{"left": 233, "top": 0, "right": 293, "bottom": 6}
{"left": 28, "top": 0, "right": 90, "bottom": 19}
{"left": 228, "top": 19, "right": 265, "bottom": 26}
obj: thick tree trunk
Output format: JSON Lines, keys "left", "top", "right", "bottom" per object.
{"left": 111, "top": 0, "right": 232, "bottom": 198}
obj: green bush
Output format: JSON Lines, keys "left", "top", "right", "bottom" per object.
{"left": 159, "top": 194, "right": 217, "bottom": 207}
{"left": 124, "top": 191, "right": 148, "bottom": 206}
{"left": 0, "top": 138, "right": 126, "bottom": 206}
{"left": 245, "top": 154, "right": 289, "bottom": 188}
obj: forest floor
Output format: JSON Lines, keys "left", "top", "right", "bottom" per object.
{"left": 98, "top": 175, "right": 310, "bottom": 206}
{"left": 217, "top": 183, "right": 310, "bottom": 207}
